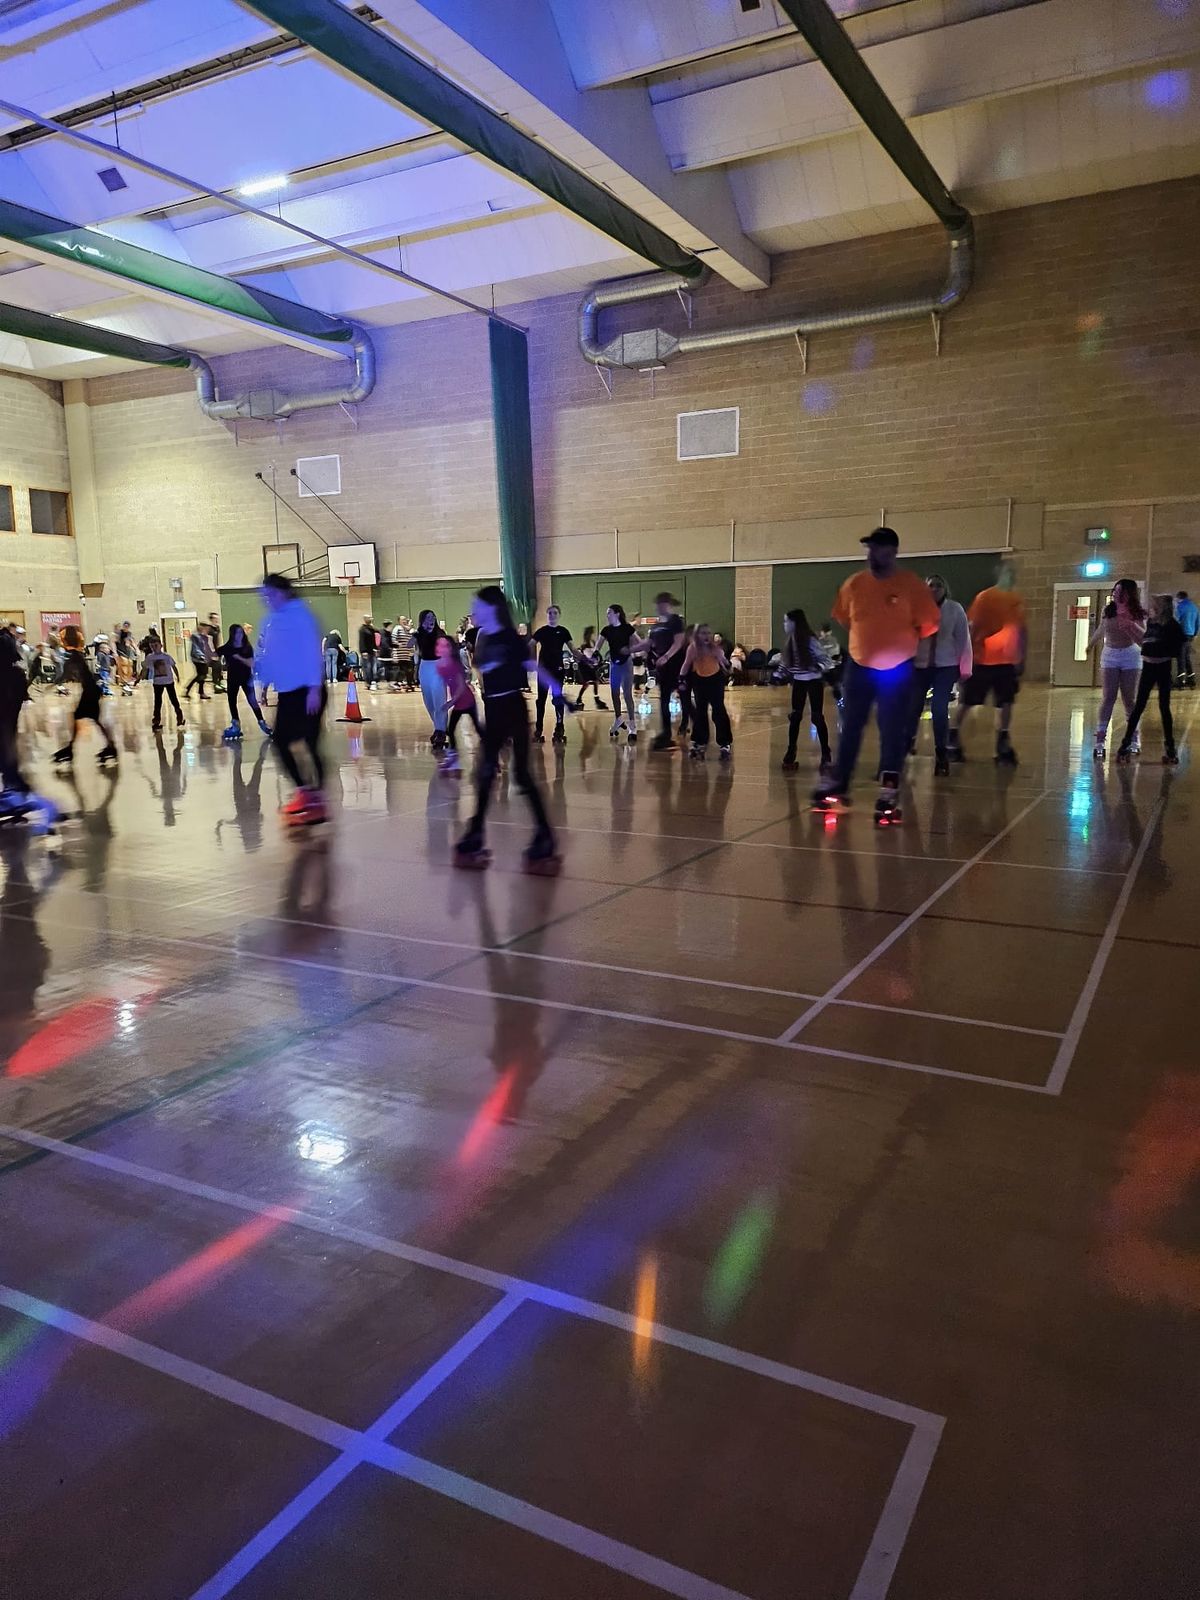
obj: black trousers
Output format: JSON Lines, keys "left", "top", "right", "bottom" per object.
{"left": 690, "top": 674, "right": 731, "bottom": 747}
{"left": 0, "top": 696, "right": 27, "bottom": 790}
{"left": 227, "top": 676, "right": 263, "bottom": 725}
{"left": 535, "top": 676, "right": 565, "bottom": 733}
{"left": 1121, "top": 660, "right": 1174, "bottom": 750}
{"left": 272, "top": 686, "right": 326, "bottom": 790}
{"left": 656, "top": 663, "right": 680, "bottom": 739}
{"left": 184, "top": 664, "right": 209, "bottom": 698}
{"left": 447, "top": 702, "right": 482, "bottom": 749}
{"left": 468, "top": 693, "right": 550, "bottom": 838}
{"left": 786, "top": 679, "right": 831, "bottom": 761}
{"left": 152, "top": 683, "right": 183, "bottom": 724}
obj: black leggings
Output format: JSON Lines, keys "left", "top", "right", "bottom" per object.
{"left": 272, "top": 686, "right": 326, "bottom": 790}
{"left": 227, "top": 676, "right": 263, "bottom": 725}
{"left": 786, "top": 679, "right": 831, "bottom": 761}
{"left": 1120, "top": 660, "right": 1174, "bottom": 751}
{"left": 184, "top": 664, "right": 209, "bottom": 697}
{"left": 468, "top": 693, "right": 550, "bottom": 839}
{"left": 690, "top": 674, "right": 731, "bottom": 748}
{"left": 448, "top": 702, "right": 482, "bottom": 749}
{"left": 574, "top": 667, "right": 605, "bottom": 707}
{"left": 0, "top": 697, "right": 27, "bottom": 790}
{"left": 152, "top": 683, "right": 183, "bottom": 724}
{"left": 656, "top": 665, "right": 680, "bottom": 738}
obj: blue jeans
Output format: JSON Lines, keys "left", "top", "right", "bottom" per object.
{"left": 831, "top": 657, "right": 914, "bottom": 791}
{"left": 907, "top": 663, "right": 958, "bottom": 753}
{"left": 324, "top": 647, "right": 339, "bottom": 684}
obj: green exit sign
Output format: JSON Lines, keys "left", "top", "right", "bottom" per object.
{"left": 1085, "top": 526, "right": 1111, "bottom": 544}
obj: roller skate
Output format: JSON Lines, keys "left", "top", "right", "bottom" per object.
{"left": 552, "top": 726, "right": 567, "bottom": 746}
{"left": 438, "top": 748, "right": 461, "bottom": 777}
{"left": 1092, "top": 734, "right": 1107, "bottom": 762}
{"left": 994, "top": 731, "right": 1018, "bottom": 767}
{"left": 430, "top": 730, "right": 447, "bottom": 752}
{"left": 1115, "top": 744, "right": 1133, "bottom": 765}
{"left": 151, "top": 721, "right": 162, "bottom": 732}
{"left": 873, "top": 774, "right": 902, "bottom": 828}
{"left": 523, "top": 828, "right": 562, "bottom": 876}
{"left": 934, "top": 748, "right": 951, "bottom": 777}
{"left": 1128, "top": 735, "right": 1141, "bottom": 756}
{"left": 811, "top": 783, "right": 850, "bottom": 814}
{"left": 609, "top": 719, "right": 624, "bottom": 740}
{"left": 1163, "top": 746, "right": 1180, "bottom": 766}
{"left": 453, "top": 829, "right": 491, "bottom": 870}
{"left": 280, "top": 787, "right": 326, "bottom": 830}
{"left": 650, "top": 734, "right": 676, "bottom": 753}
{"left": 256, "top": 717, "right": 270, "bottom": 736}
{"left": 222, "top": 722, "right": 243, "bottom": 742}
{"left": 781, "top": 750, "right": 799, "bottom": 771}
{"left": 818, "top": 759, "right": 835, "bottom": 782}
{"left": 946, "top": 730, "right": 965, "bottom": 764}
{"left": 689, "top": 743, "right": 706, "bottom": 761}
{"left": 532, "top": 731, "right": 546, "bottom": 744}
{"left": 627, "top": 729, "right": 638, "bottom": 745}
{"left": 97, "top": 744, "right": 118, "bottom": 768}
{"left": 51, "top": 746, "right": 73, "bottom": 767}
{"left": 719, "top": 745, "right": 731, "bottom": 761}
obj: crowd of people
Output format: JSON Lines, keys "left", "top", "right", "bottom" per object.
{"left": 0, "top": 535, "right": 1194, "bottom": 842}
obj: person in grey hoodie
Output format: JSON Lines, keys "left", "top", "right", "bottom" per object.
{"left": 906, "top": 574, "right": 971, "bottom": 775}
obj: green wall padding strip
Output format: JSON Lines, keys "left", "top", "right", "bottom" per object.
{"left": 0, "top": 199, "right": 352, "bottom": 343}
{"left": 771, "top": 553, "right": 1000, "bottom": 650}
{"left": 0, "top": 301, "right": 191, "bottom": 367}
{"left": 777, "top": 1, "right": 971, "bottom": 236}
{"left": 219, "top": 586, "right": 347, "bottom": 642}
{"left": 550, "top": 568, "right": 736, "bottom": 644}
{"left": 489, "top": 318, "right": 537, "bottom": 625}
{"left": 244, "top": 0, "right": 703, "bottom": 281}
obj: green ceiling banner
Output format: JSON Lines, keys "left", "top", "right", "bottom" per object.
{"left": 0, "top": 301, "right": 191, "bottom": 367}
{"left": 244, "top": 0, "right": 704, "bottom": 281}
{"left": 489, "top": 318, "right": 537, "bottom": 626}
{"left": 0, "top": 198, "right": 353, "bottom": 342}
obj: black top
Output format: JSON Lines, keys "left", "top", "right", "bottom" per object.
{"left": 600, "top": 622, "right": 634, "bottom": 663}
{"left": 463, "top": 625, "right": 478, "bottom": 655}
{"left": 0, "top": 630, "right": 28, "bottom": 709}
{"left": 475, "top": 626, "right": 531, "bottom": 698}
{"left": 218, "top": 638, "right": 254, "bottom": 681}
{"left": 532, "top": 624, "right": 572, "bottom": 678}
{"left": 1142, "top": 617, "right": 1185, "bottom": 660}
{"left": 64, "top": 651, "right": 102, "bottom": 711}
{"left": 648, "top": 612, "right": 684, "bottom": 662}
{"left": 358, "top": 625, "right": 377, "bottom": 654}
{"left": 413, "top": 627, "right": 446, "bottom": 661}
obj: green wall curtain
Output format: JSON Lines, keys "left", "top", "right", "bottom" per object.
{"left": 489, "top": 319, "right": 537, "bottom": 625}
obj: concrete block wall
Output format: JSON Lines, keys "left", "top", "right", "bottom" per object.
{"left": 0, "top": 372, "right": 81, "bottom": 630}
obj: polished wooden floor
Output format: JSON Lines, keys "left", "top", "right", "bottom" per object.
{"left": 1, "top": 680, "right": 1196, "bottom": 1600}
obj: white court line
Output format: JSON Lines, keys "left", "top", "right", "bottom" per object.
{"left": 256, "top": 915, "right": 1065, "bottom": 1040}
{"left": 849, "top": 1420, "right": 945, "bottom": 1600}
{"left": 0, "top": 1121, "right": 943, "bottom": 1430}
{"left": 0, "top": 1284, "right": 751, "bottom": 1600}
{"left": 776, "top": 791, "right": 1049, "bottom": 1045}
{"left": 190, "top": 1291, "right": 527, "bottom": 1600}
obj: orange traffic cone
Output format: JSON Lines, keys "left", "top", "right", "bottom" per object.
{"left": 337, "top": 668, "right": 371, "bottom": 723}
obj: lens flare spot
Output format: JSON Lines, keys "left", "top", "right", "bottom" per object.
{"left": 803, "top": 381, "right": 836, "bottom": 416}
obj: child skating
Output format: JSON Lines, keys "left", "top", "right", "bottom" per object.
{"left": 455, "top": 586, "right": 561, "bottom": 873}
{"left": 53, "top": 627, "right": 117, "bottom": 769}
{"left": 142, "top": 640, "right": 185, "bottom": 731}
{"left": 435, "top": 634, "right": 481, "bottom": 775}
{"left": 216, "top": 623, "right": 270, "bottom": 740}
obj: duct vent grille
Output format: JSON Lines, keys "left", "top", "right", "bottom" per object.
{"left": 677, "top": 407, "right": 739, "bottom": 462}
{"left": 295, "top": 454, "right": 341, "bottom": 497}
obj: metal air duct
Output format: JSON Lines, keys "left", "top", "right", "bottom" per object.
{"left": 579, "top": 0, "right": 975, "bottom": 371}
{"left": 190, "top": 325, "right": 376, "bottom": 420}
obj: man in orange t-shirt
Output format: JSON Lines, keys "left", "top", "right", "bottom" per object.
{"left": 816, "top": 527, "right": 940, "bottom": 810}
{"left": 950, "top": 561, "right": 1026, "bottom": 764}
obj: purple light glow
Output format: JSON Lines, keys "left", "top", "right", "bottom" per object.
{"left": 803, "top": 381, "right": 836, "bottom": 416}
{"left": 1143, "top": 69, "right": 1191, "bottom": 109}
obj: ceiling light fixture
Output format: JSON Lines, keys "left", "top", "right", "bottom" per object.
{"left": 237, "top": 173, "right": 289, "bottom": 197}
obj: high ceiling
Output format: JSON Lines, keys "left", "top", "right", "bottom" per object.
{"left": 0, "top": 0, "right": 1197, "bottom": 377}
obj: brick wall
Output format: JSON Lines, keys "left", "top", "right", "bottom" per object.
{"left": 3, "top": 176, "right": 1197, "bottom": 671}
{"left": 0, "top": 372, "right": 80, "bottom": 631}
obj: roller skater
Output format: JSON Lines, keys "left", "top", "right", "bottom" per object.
{"left": 600, "top": 604, "right": 643, "bottom": 744}
{"left": 217, "top": 622, "right": 270, "bottom": 738}
{"left": 1116, "top": 593, "right": 1184, "bottom": 766}
{"left": 53, "top": 627, "right": 118, "bottom": 770}
{"left": 811, "top": 527, "right": 939, "bottom": 814}
{"left": 632, "top": 593, "right": 687, "bottom": 751}
{"left": 874, "top": 776, "right": 902, "bottom": 827}
{"left": 952, "top": 561, "right": 1025, "bottom": 766}
{"left": 531, "top": 604, "right": 574, "bottom": 746}
{"left": 143, "top": 639, "right": 185, "bottom": 731}
{"left": 907, "top": 575, "right": 971, "bottom": 772}
{"left": 680, "top": 623, "right": 732, "bottom": 761}
{"left": 779, "top": 609, "right": 833, "bottom": 775}
{"left": 573, "top": 627, "right": 610, "bottom": 711}
{"left": 414, "top": 610, "right": 451, "bottom": 748}
{"left": 0, "top": 624, "right": 57, "bottom": 831}
{"left": 1085, "top": 578, "right": 1146, "bottom": 763}
{"left": 255, "top": 574, "right": 328, "bottom": 831}
{"left": 454, "top": 586, "right": 561, "bottom": 874}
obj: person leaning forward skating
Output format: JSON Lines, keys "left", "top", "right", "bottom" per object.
{"left": 813, "top": 527, "right": 939, "bottom": 825}
{"left": 255, "top": 574, "right": 328, "bottom": 827}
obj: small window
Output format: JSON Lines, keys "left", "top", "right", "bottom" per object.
{"left": 0, "top": 486, "right": 13, "bottom": 533}
{"left": 677, "top": 407, "right": 740, "bottom": 461}
{"left": 29, "top": 488, "right": 71, "bottom": 536}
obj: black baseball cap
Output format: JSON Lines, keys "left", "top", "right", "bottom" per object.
{"left": 861, "top": 526, "right": 900, "bottom": 548}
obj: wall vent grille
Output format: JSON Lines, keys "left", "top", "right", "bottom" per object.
{"left": 677, "top": 408, "right": 739, "bottom": 461}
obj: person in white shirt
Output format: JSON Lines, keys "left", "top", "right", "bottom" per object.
{"left": 906, "top": 574, "right": 972, "bottom": 775}
{"left": 256, "top": 573, "right": 327, "bottom": 825}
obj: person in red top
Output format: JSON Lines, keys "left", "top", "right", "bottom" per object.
{"left": 814, "top": 527, "right": 940, "bottom": 823}
{"left": 435, "top": 635, "right": 480, "bottom": 774}
{"left": 950, "top": 560, "right": 1027, "bottom": 766}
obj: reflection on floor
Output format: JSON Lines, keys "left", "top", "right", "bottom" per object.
{"left": 1, "top": 682, "right": 1197, "bottom": 1600}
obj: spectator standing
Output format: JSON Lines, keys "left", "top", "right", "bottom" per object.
{"left": 322, "top": 627, "right": 343, "bottom": 685}
{"left": 391, "top": 617, "right": 415, "bottom": 690}
{"left": 357, "top": 615, "right": 378, "bottom": 687}
{"left": 376, "top": 620, "right": 395, "bottom": 687}
{"left": 207, "top": 613, "right": 225, "bottom": 692}
{"left": 1175, "top": 590, "right": 1198, "bottom": 687}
